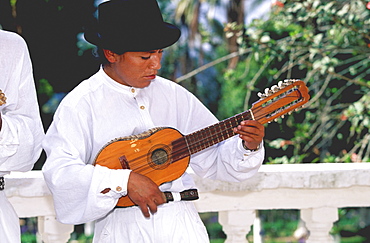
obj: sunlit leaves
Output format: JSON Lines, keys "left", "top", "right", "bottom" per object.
{"left": 232, "top": 0, "right": 370, "bottom": 163}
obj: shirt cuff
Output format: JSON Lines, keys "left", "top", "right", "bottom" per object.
{"left": 111, "top": 168, "right": 131, "bottom": 196}
{"left": 239, "top": 140, "right": 263, "bottom": 156}
{"left": 96, "top": 164, "right": 131, "bottom": 197}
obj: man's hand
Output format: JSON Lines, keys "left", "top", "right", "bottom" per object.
{"left": 127, "top": 171, "right": 166, "bottom": 218}
{"left": 233, "top": 120, "right": 265, "bottom": 150}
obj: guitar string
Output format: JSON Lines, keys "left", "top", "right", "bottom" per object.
{"left": 105, "top": 113, "right": 250, "bottom": 174}
{"left": 110, "top": 94, "right": 302, "bottom": 174}
{"left": 117, "top": 102, "right": 268, "bottom": 173}
{"left": 184, "top": 112, "right": 252, "bottom": 154}
{"left": 168, "top": 88, "right": 303, "bottom": 166}
{"left": 180, "top": 104, "right": 271, "bottom": 155}
{"left": 169, "top": 93, "right": 304, "bottom": 159}
{"left": 131, "top": 108, "right": 263, "bottom": 174}
{"left": 117, "top": 105, "right": 265, "bottom": 174}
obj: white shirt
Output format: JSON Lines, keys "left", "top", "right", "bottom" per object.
{"left": 0, "top": 30, "right": 44, "bottom": 176}
{"left": 42, "top": 67, "right": 264, "bottom": 224}
{"left": 0, "top": 29, "right": 44, "bottom": 243}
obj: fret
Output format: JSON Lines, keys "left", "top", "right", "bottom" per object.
{"left": 96, "top": 80, "right": 310, "bottom": 208}
{"left": 215, "top": 124, "right": 221, "bottom": 144}
{"left": 177, "top": 80, "right": 308, "bottom": 157}
{"left": 171, "top": 137, "right": 190, "bottom": 162}
{"left": 171, "top": 81, "right": 304, "bottom": 160}
{"left": 186, "top": 133, "right": 196, "bottom": 154}
{"left": 212, "top": 123, "right": 221, "bottom": 144}
{"left": 226, "top": 119, "right": 235, "bottom": 137}
{"left": 205, "top": 125, "right": 214, "bottom": 148}
{"left": 197, "top": 128, "right": 206, "bottom": 152}
{"left": 219, "top": 120, "right": 230, "bottom": 142}
{"left": 182, "top": 110, "right": 252, "bottom": 156}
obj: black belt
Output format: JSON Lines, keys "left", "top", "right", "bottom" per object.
{"left": 115, "top": 189, "right": 199, "bottom": 208}
{"left": 0, "top": 177, "right": 4, "bottom": 191}
{"left": 164, "top": 189, "right": 199, "bottom": 203}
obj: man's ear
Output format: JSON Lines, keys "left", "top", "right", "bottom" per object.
{"left": 103, "top": 49, "right": 117, "bottom": 63}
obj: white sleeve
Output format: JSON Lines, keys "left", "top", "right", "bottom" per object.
{"left": 0, "top": 31, "right": 44, "bottom": 173}
{"left": 42, "top": 104, "right": 131, "bottom": 225}
{"left": 190, "top": 137, "right": 264, "bottom": 182}
{"left": 180, "top": 89, "right": 264, "bottom": 182}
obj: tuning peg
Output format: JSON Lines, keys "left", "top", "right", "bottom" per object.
{"left": 271, "top": 85, "right": 279, "bottom": 92}
{"left": 274, "top": 118, "right": 279, "bottom": 122}
{"left": 280, "top": 80, "right": 290, "bottom": 88}
{"left": 264, "top": 88, "right": 274, "bottom": 96}
{"left": 264, "top": 88, "right": 270, "bottom": 95}
{"left": 281, "top": 115, "right": 285, "bottom": 118}
{"left": 257, "top": 92, "right": 265, "bottom": 98}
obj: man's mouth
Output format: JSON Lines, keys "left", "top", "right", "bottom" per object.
{"left": 145, "top": 74, "right": 157, "bottom": 79}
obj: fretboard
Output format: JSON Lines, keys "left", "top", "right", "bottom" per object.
{"left": 171, "top": 110, "right": 252, "bottom": 162}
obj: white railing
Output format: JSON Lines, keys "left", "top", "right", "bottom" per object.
{"left": 5, "top": 163, "right": 370, "bottom": 243}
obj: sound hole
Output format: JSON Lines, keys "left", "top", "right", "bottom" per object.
{"left": 148, "top": 145, "right": 171, "bottom": 170}
{"left": 152, "top": 148, "right": 168, "bottom": 165}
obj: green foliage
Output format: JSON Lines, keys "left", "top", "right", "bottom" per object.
{"left": 210, "top": 240, "right": 225, "bottom": 243}
{"left": 221, "top": 0, "right": 370, "bottom": 163}
{"left": 263, "top": 220, "right": 298, "bottom": 238}
{"left": 200, "top": 212, "right": 226, "bottom": 240}
{"left": 21, "top": 233, "right": 36, "bottom": 243}
{"left": 218, "top": 63, "right": 253, "bottom": 119}
{"left": 38, "top": 79, "right": 54, "bottom": 98}
{"left": 74, "top": 234, "right": 93, "bottom": 243}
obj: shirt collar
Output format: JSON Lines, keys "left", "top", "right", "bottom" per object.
{"left": 98, "top": 66, "right": 140, "bottom": 97}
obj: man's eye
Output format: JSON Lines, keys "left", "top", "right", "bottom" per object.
{"left": 141, "top": 56, "right": 150, "bottom": 60}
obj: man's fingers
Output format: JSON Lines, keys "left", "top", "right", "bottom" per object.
{"left": 233, "top": 120, "right": 264, "bottom": 150}
{"left": 148, "top": 201, "right": 159, "bottom": 214}
{"left": 161, "top": 192, "right": 167, "bottom": 203}
{"left": 137, "top": 194, "right": 166, "bottom": 218}
{"left": 137, "top": 203, "right": 151, "bottom": 218}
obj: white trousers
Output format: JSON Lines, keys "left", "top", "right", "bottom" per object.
{"left": 0, "top": 191, "right": 21, "bottom": 243}
{"left": 93, "top": 201, "right": 209, "bottom": 243}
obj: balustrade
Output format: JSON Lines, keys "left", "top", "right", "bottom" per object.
{"left": 5, "top": 163, "right": 370, "bottom": 242}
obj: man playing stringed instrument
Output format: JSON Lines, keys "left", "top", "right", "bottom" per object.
{"left": 42, "top": 0, "right": 265, "bottom": 242}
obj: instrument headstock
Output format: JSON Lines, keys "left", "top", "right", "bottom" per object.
{"left": 251, "top": 79, "right": 310, "bottom": 124}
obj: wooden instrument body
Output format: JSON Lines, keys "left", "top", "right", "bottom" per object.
{"left": 94, "top": 79, "right": 310, "bottom": 207}
{"left": 95, "top": 127, "right": 190, "bottom": 207}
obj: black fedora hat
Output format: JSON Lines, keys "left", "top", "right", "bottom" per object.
{"left": 84, "top": 0, "right": 181, "bottom": 54}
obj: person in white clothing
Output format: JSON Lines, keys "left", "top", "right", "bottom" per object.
{"left": 0, "top": 29, "right": 45, "bottom": 243}
{"left": 42, "top": 0, "right": 265, "bottom": 242}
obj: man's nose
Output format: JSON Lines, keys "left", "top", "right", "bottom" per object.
{"left": 149, "top": 54, "right": 161, "bottom": 70}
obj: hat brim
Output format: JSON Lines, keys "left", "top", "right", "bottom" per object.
{"left": 84, "top": 22, "right": 181, "bottom": 54}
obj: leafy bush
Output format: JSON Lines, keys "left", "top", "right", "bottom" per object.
{"left": 220, "top": 0, "right": 370, "bottom": 163}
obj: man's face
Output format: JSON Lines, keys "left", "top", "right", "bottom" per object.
{"left": 103, "top": 49, "right": 163, "bottom": 88}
